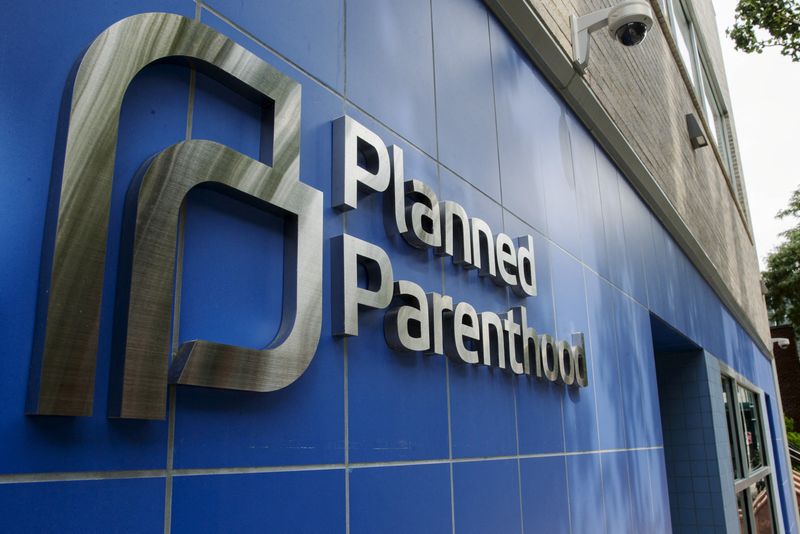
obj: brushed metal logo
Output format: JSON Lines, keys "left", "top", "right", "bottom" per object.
{"left": 27, "top": 13, "right": 323, "bottom": 420}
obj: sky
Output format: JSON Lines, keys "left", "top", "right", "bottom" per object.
{"left": 712, "top": 0, "right": 800, "bottom": 269}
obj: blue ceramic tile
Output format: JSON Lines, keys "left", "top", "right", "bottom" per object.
{"left": 0, "top": 0, "right": 194, "bottom": 470}
{"left": 567, "top": 454, "right": 606, "bottom": 534}
{"left": 569, "top": 115, "right": 610, "bottom": 278}
{"left": 202, "top": 0, "right": 344, "bottom": 91}
{"left": 551, "top": 246, "right": 598, "bottom": 452}
{"left": 431, "top": 0, "right": 501, "bottom": 200}
{"left": 617, "top": 293, "right": 662, "bottom": 448}
{"left": 594, "top": 150, "right": 630, "bottom": 297}
{"left": 520, "top": 456, "right": 570, "bottom": 534}
{"left": 171, "top": 470, "right": 345, "bottom": 533}
{"left": 173, "top": 31, "right": 346, "bottom": 468}
{"left": 0, "top": 478, "right": 164, "bottom": 534}
{"left": 453, "top": 460, "right": 521, "bottom": 534}
{"left": 540, "top": 106, "right": 581, "bottom": 259}
{"left": 350, "top": 464, "right": 452, "bottom": 533}
{"left": 617, "top": 178, "right": 649, "bottom": 305}
{"left": 504, "top": 213, "right": 556, "bottom": 335}
{"left": 437, "top": 167, "right": 518, "bottom": 458}
{"left": 602, "top": 451, "right": 633, "bottom": 533}
{"left": 505, "top": 216, "right": 564, "bottom": 455}
{"left": 341, "top": 108, "right": 449, "bottom": 463}
{"left": 346, "top": 0, "right": 437, "bottom": 156}
{"left": 489, "top": 17, "right": 549, "bottom": 234}
{"left": 584, "top": 269, "right": 628, "bottom": 450}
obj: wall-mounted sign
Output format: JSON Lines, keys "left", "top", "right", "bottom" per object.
{"left": 329, "top": 116, "right": 587, "bottom": 387}
{"left": 28, "top": 13, "right": 587, "bottom": 422}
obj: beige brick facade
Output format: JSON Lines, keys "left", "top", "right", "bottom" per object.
{"left": 489, "top": 0, "right": 771, "bottom": 349}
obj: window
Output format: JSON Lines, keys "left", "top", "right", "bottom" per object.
{"left": 721, "top": 375, "right": 779, "bottom": 534}
{"left": 666, "top": 0, "right": 736, "bottom": 181}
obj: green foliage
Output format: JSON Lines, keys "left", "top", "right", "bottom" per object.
{"left": 763, "top": 186, "right": 800, "bottom": 331}
{"left": 727, "top": 0, "right": 800, "bottom": 61}
{"left": 785, "top": 416, "right": 800, "bottom": 452}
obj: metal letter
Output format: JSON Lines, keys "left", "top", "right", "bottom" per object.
{"left": 479, "top": 311, "right": 505, "bottom": 368}
{"left": 573, "top": 333, "right": 589, "bottom": 387}
{"left": 494, "top": 233, "right": 518, "bottom": 287}
{"left": 470, "top": 218, "right": 496, "bottom": 278}
{"left": 27, "top": 12, "right": 310, "bottom": 417}
{"left": 510, "top": 306, "right": 539, "bottom": 376}
{"left": 539, "top": 334, "right": 559, "bottom": 382}
{"left": 384, "top": 145, "right": 408, "bottom": 235}
{"left": 332, "top": 116, "right": 390, "bottom": 211}
{"left": 503, "top": 311, "right": 525, "bottom": 375}
{"left": 332, "top": 234, "right": 394, "bottom": 337}
{"left": 426, "top": 292, "right": 453, "bottom": 356}
{"left": 445, "top": 302, "right": 480, "bottom": 364}
{"left": 437, "top": 200, "right": 472, "bottom": 265}
{"left": 557, "top": 341, "right": 576, "bottom": 386}
{"left": 385, "top": 281, "right": 430, "bottom": 352}
{"left": 514, "top": 235, "right": 537, "bottom": 297}
{"left": 401, "top": 180, "right": 441, "bottom": 249}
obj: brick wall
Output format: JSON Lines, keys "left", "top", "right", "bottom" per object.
{"left": 772, "top": 325, "right": 800, "bottom": 424}
{"left": 518, "top": 0, "right": 770, "bottom": 345}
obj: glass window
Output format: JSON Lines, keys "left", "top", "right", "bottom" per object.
{"left": 723, "top": 376, "right": 743, "bottom": 478}
{"left": 737, "top": 386, "right": 766, "bottom": 472}
{"left": 670, "top": 0, "right": 698, "bottom": 86}
{"left": 721, "top": 375, "right": 779, "bottom": 534}
{"left": 750, "top": 477, "right": 775, "bottom": 534}
{"left": 738, "top": 490, "right": 751, "bottom": 534}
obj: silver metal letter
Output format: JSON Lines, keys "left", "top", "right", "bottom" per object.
{"left": 573, "top": 333, "right": 589, "bottom": 387}
{"left": 510, "top": 307, "right": 539, "bottom": 377}
{"left": 27, "top": 12, "right": 312, "bottom": 417}
{"left": 385, "top": 145, "right": 408, "bottom": 235}
{"left": 470, "top": 218, "right": 496, "bottom": 278}
{"left": 332, "top": 116, "right": 390, "bottom": 211}
{"left": 401, "top": 180, "right": 441, "bottom": 249}
{"left": 503, "top": 311, "right": 525, "bottom": 375}
{"left": 332, "top": 234, "right": 394, "bottom": 337}
{"left": 479, "top": 311, "right": 505, "bottom": 368}
{"left": 445, "top": 302, "right": 480, "bottom": 364}
{"left": 385, "top": 281, "right": 430, "bottom": 352}
{"left": 539, "top": 334, "right": 559, "bottom": 382}
{"left": 426, "top": 292, "right": 454, "bottom": 356}
{"left": 437, "top": 201, "right": 472, "bottom": 265}
{"left": 494, "top": 233, "right": 518, "bottom": 287}
{"left": 514, "top": 236, "right": 537, "bottom": 297}
{"left": 557, "top": 340, "right": 576, "bottom": 386}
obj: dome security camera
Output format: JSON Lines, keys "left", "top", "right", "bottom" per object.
{"left": 571, "top": 0, "right": 654, "bottom": 72}
{"left": 772, "top": 337, "right": 791, "bottom": 350}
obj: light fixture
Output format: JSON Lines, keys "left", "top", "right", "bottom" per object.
{"left": 570, "top": 0, "right": 654, "bottom": 72}
{"left": 685, "top": 113, "right": 708, "bottom": 149}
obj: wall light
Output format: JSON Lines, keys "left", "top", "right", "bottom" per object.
{"left": 685, "top": 113, "right": 708, "bottom": 149}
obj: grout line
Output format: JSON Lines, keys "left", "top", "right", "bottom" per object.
{"left": 342, "top": 0, "right": 347, "bottom": 98}
{"left": 344, "top": 336, "right": 350, "bottom": 534}
{"left": 0, "top": 446, "right": 665, "bottom": 485}
{"left": 428, "top": 0, "right": 440, "bottom": 162}
{"left": 563, "top": 454, "right": 573, "bottom": 534}
{"left": 342, "top": 210, "right": 350, "bottom": 534}
{"left": 485, "top": 11, "right": 506, "bottom": 220}
{"left": 200, "top": 1, "right": 657, "bottom": 319}
{"left": 512, "top": 379, "right": 525, "bottom": 534}
{"left": 445, "top": 358, "right": 456, "bottom": 534}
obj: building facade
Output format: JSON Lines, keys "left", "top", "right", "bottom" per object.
{"left": 0, "top": 0, "right": 795, "bottom": 532}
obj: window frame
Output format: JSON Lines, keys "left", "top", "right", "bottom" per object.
{"left": 665, "top": 0, "right": 737, "bottom": 182}
{"left": 720, "top": 363, "right": 783, "bottom": 533}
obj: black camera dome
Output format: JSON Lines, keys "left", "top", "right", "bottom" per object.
{"left": 615, "top": 21, "right": 648, "bottom": 46}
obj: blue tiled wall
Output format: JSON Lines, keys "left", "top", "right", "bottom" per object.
{"left": 0, "top": 0, "right": 792, "bottom": 532}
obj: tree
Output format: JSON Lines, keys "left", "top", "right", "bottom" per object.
{"left": 763, "top": 186, "right": 800, "bottom": 330}
{"left": 727, "top": 0, "right": 800, "bottom": 61}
